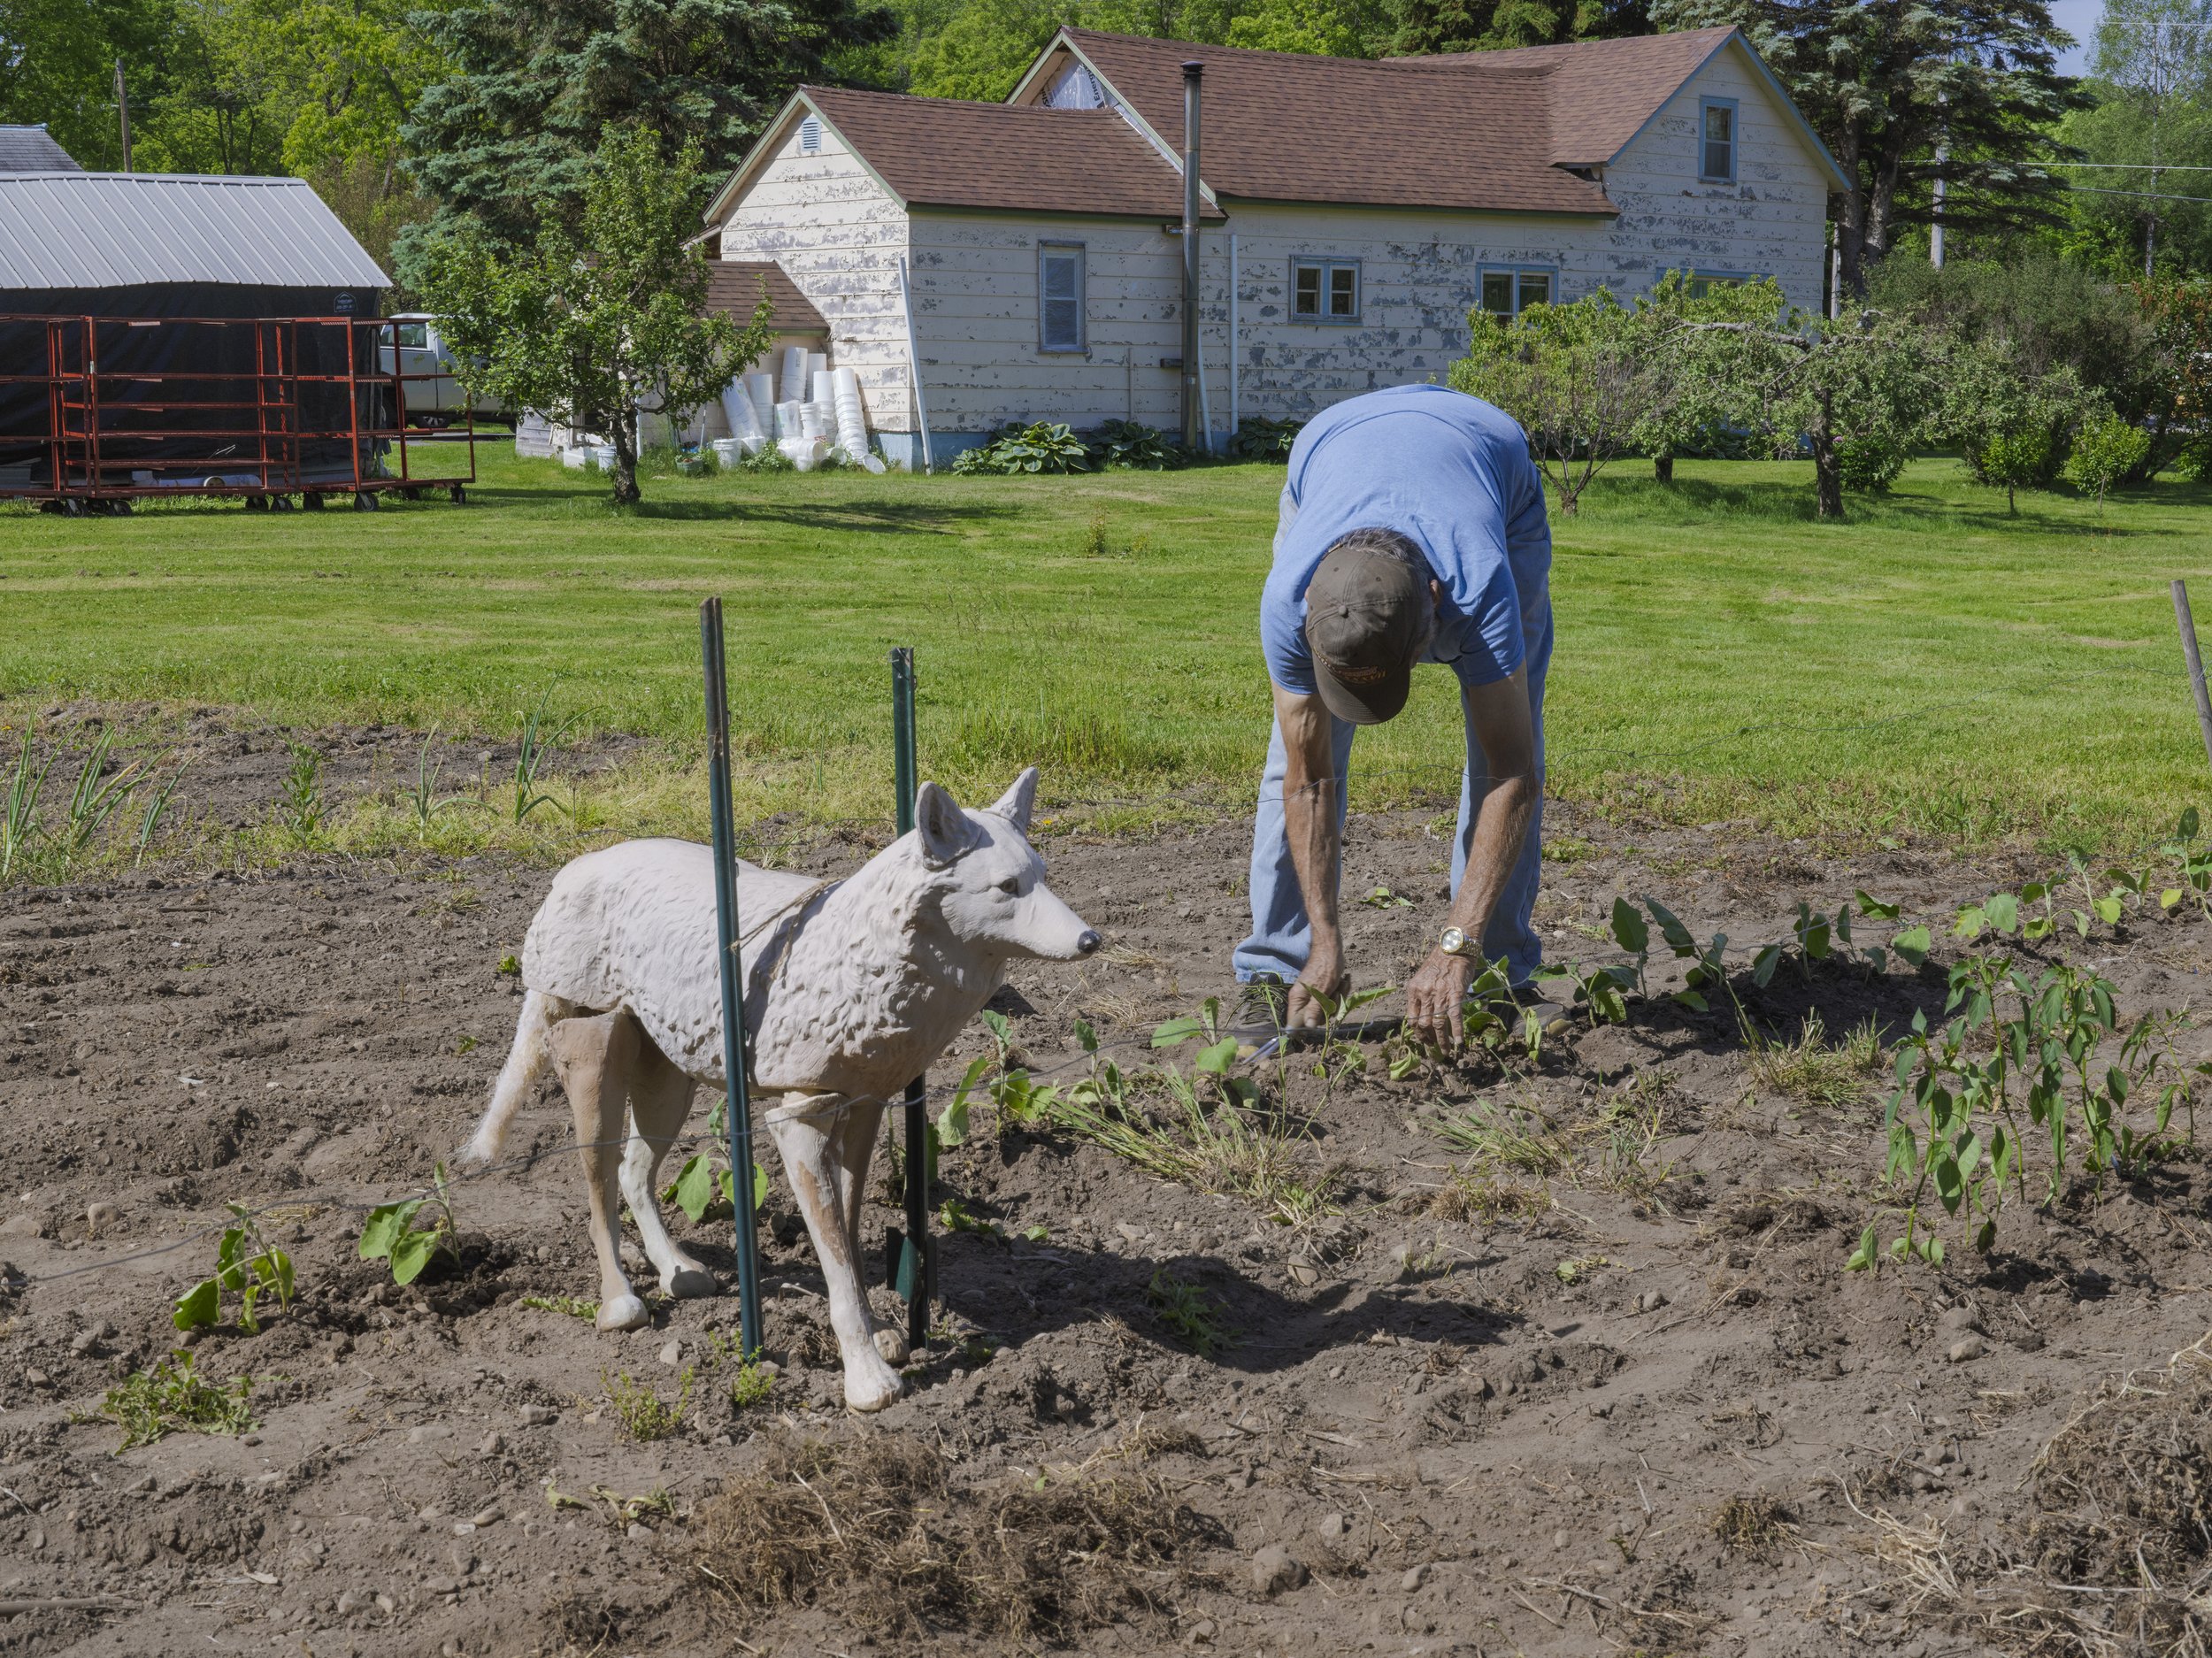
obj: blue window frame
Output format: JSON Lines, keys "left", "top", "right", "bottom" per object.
{"left": 1290, "top": 257, "right": 1361, "bottom": 325}
{"left": 1477, "top": 264, "right": 1557, "bottom": 318}
{"left": 1700, "top": 96, "right": 1738, "bottom": 183}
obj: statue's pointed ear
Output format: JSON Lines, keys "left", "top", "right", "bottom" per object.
{"left": 988, "top": 767, "right": 1039, "bottom": 836}
{"left": 913, "top": 781, "right": 972, "bottom": 868}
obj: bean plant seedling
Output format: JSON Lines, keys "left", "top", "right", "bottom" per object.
{"left": 1849, "top": 955, "right": 2208, "bottom": 1270}
{"left": 1146, "top": 1269, "right": 1232, "bottom": 1357}
{"left": 173, "top": 1202, "right": 295, "bottom": 1333}
{"left": 358, "top": 1163, "right": 460, "bottom": 1285}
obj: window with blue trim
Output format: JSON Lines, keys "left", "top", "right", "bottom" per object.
{"left": 1700, "top": 96, "right": 1737, "bottom": 182}
{"left": 1478, "top": 265, "right": 1555, "bottom": 317}
{"left": 1685, "top": 270, "right": 1754, "bottom": 299}
{"left": 1291, "top": 258, "right": 1361, "bottom": 324}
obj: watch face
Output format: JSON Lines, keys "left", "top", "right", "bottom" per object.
{"left": 1440, "top": 926, "right": 1466, "bottom": 956}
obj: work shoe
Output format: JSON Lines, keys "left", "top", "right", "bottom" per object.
{"left": 1233, "top": 976, "right": 1288, "bottom": 1032}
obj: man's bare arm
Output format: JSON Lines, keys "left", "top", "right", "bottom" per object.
{"left": 1275, "top": 682, "right": 1348, "bottom": 1027}
{"left": 1403, "top": 668, "right": 1536, "bottom": 1049}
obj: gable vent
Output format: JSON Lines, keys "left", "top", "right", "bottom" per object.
{"left": 799, "top": 116, "right": 822, "bottom": 154}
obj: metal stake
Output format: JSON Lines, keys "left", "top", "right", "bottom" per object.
{"left": 2175, "top": 580, "right": 2212, "bottom": 780}
{"left": 701, "top": 598, "right": 764, "bottom": 1360}
{"left": 890, "top": 646, "right": 931, "bottom": 1352}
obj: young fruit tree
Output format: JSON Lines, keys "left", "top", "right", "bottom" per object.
{"left": 416, "top": 125, "right": 773, "bottom": 504}
{"left": 2064, "top": 408, "right": 2153, "bottom": 509}
{"left": 1448, "top": 290, "right": 1662, "bottom": 515}
{"left": 1944, "top": 342, "right": 2088, "bottom": 514}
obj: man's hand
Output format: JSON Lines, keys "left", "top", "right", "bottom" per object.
{"left": 1405, "top": 948, "right": 1475, "bottom": 1051}
{"left": 1287, "top": 937, "right": 1349, "bottom": 1028}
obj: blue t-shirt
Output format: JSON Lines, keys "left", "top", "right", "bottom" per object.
{"left": 1260, "top": 384, "right": 1550, "bottom": 696}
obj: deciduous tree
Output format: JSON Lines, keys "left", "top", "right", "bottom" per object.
{"left": 417, "top": 127, "right": 775, "bottom": 504}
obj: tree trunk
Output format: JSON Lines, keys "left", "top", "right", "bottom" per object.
{"left": 610, "top": 419, "right": 641, "bottom": 506}
{"left": 1810, "top": 391, "right": 1843, "bottom": 520}
{"left": 1654, "top": 453, "right": 1674, "bottom": 484}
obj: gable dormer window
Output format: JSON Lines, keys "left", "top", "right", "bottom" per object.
{"left": 799, "top": 116, "right": 822, "bottom": 155}
{"left": 1699, "top": 97, "right": 1736, "bottom": 182}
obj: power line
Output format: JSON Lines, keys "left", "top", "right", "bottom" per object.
{"left": 2051, "top": 160, "right": 2212, "bottom": 172}
{"left": 2066, "top": 184, "right": 2212, "bottom": 204}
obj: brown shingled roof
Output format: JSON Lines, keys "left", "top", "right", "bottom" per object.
{"left": 802, "top": 85, "right": 1217, "bottom": 219}
{"left": 1389, "top": 27, "right": 1738, "bottom": 165}
{"left": 1049, "top": 30, "right": 1616, "bottom": 216}
{"left": 707, "top": 260, "right": 826, "bottom": 334}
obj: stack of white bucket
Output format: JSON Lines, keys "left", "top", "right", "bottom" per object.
{"left": 706, "top": 345, "right": 885, "bottom": 473}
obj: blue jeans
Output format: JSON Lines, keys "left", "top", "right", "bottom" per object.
{"left": 1233, "top": 599, "right": 1551, "bottom": 989}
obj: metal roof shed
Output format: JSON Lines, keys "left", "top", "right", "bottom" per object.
{"left": 0, "top": 126, "right": 81, "bottom": 173}
{"left": 0, "top": 173, "right": 392, "bottom": 491}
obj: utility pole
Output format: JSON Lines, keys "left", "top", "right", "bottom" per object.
{"left": 114, "top": 59, "right": 132, "bottom": 172}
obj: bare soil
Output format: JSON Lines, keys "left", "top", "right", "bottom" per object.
{"left": 6, "top": 764, "right": 2212, "bottom": 1658}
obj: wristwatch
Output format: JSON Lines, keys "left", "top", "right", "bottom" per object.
{"left": 1438, "top": 925, "right": 1471, "bottom": 957}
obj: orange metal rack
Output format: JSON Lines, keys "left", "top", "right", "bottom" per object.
{"left": 0, "top": 313, "right": 479, "bottom": 514}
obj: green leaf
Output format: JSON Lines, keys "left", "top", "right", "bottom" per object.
{"left": 1890, "top": 926, "right": 1931, "bottom": 967}
{"left": 1844, "top": 1223, "right": 1878, "bottom": 1272}
{"left": 1671, "top": 988, "right": 1709, "bottom": 1013}
{"left": 937, "top": 1089, "right": 971, "bottom": 1150}
{"left": 2181, "top": 806, "right": 2200, "bottom": 842}
{"left": 173, "top": 1278, "right": 220, "bottom": 1331}
{"left": 1974, "top": 1218, "right": 1996, "bottom": 1254}
{"left": 1194, "top": 1036, "right": 1240, "bottom": 1075}
{"left": 752, "top": 1161, "right": 769, "bottom": 1210}
{"left": 979, "top": 1009, "right": 1012, "bottom": 1048}
{"left": 1151, "top": 1017, "right": 1204, "bottom": 1047}
{"left": 388, "top": 1226, "right": 441, "bottom": 1286}
{"left": 1855, "top": 890, "right": 1901, "bottom": 920}
{"left": 1643, "top": 896, "right": 1696, "bottom": 956}
{"left": 672, "top": 1153, "right": 717, "bottom": 1224}
{"left": 1954, "top": 904, "right": 1986, "bottom": 940}
{"left": 1073, "top": 1017, "right": 1097, "bottom": 1053}
{"left": 1609, "top": 896, "right": 1648, "bottom": 955}
{"left": 358, "top": 1198, "right": 425, "bottom": 1262}
{"left": 1750, "top": 944, "right": 1782, "bottom": 987}
{"left": 2093, "top": 894, "right": 2123, "bottom": 925}
{"left": 1925, "top": 1236, "right": 1946, "bottom": 1266}
{"left": 1983, "top": 892, "right": 2019, "bottom": 935}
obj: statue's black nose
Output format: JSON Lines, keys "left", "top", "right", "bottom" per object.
{"left": 1075, "top": 929, "right": 1102, "bottom": 956}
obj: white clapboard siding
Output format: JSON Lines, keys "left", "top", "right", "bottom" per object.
{"left": 908, "top": 213, "right": 1187, "bottom": 432}
{"left": 716, "top": 119, "right": 915, "bottom": 434}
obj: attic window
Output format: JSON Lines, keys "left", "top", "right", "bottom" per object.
{"left": 1700, "top": 97, "right": 1736, "bottom": 182}
{"left": 799, "top": 116, "right": 822, "bottom": 155}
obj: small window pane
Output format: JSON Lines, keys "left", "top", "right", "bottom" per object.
{"left": 1480, "top": 272, "right": 1514, "bottom": 315}
{"left": 395, "top": 322, "right": 428, "bottom": 349}
{"left": 1294, "top": 265, "right": 1321, "bottom": 316}
{"left": 1703, "top": 104, "right": 1732, "bottom": 178}
{"left": 1517, "top": 272, "right": 1551, "bottom": 311}
{"left": 1328, "top": 266, "right": 1356, "bottom": 318}
{"left": 1041, "top": 248, "right": 1083, "bottom": 349}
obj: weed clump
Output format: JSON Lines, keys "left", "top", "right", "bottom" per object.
{"left": 89, "top": 1350, "right": 255, "bottom": 1449}
{"left": 1743, "top": 1010, "right": 1882, "bottom": 1108}
{"left": 605, "top": 1368, "right": 693, "bottom": 1440}
{"left": 1710, "top": 1493, "right": 1797, "bottom": 1560}
{"left": 693, "top": 1438, "right": 1221, "bottom": 1641}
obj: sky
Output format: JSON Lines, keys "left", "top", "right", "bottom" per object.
{"left": 2051, "top": 0, "right": 2101, "bottom": 73}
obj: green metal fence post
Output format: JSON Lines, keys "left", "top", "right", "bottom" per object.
{"left": 701, "top": 598, "right": 764, "bottom": 1361}
{"left": 889, "top": 646, "right": 931, "bottom": 1352}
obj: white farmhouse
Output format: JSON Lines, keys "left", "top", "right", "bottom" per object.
{"left": 704, "top": 26, "right": 1845, "bottom": 468}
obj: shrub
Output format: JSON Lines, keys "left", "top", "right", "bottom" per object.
{"left": 1835, "top": 431, "right": 1910, "bottom": 493}
{"left": 1226, "top": 416, "right": 1302, "bottom": 461}
{"left": 950, "top": 422, "right": 1093, "bottom": 475}
{"left": 2064, "top": 409, "right": 2152, "bottom": 509}
{"left": 1088, "top": 420, "right": 1187, "bottom": 471}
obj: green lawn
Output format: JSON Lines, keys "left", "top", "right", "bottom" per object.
{"left": 2, "top": 449, "right": 2208, "bottom": 855}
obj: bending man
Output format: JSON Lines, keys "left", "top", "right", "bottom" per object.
{"left": 1233, "top": 383, "right": 1551, "bottom": 1049}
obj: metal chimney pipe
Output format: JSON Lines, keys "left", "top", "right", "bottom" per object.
{"left": 1179, "top": 59, "right": 1202, "bottom": 451}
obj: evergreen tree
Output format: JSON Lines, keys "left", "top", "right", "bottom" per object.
{"left": 401, "top": 0, "right": 894, "bottom": 256}
{"left": 1653, "top": 0, "right": 2086, "bottom": 296}
{"left": 1392, "top": 0, "right": 1650, "bottom": 58}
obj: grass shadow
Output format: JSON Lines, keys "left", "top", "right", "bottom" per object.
{"left": 623, "top": 498, "right": 1024, "bottom": 533}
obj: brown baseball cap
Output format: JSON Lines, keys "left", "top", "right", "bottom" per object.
{"left": 1303, "top": 533, "right": 1431, "bottom": 725}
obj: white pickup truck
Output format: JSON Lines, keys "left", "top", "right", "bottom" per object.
{"left": 376, "top": 314, "right": 504, "bottom": 426}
